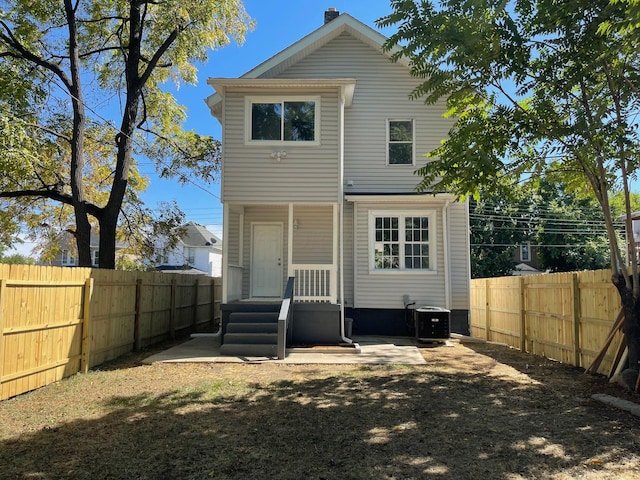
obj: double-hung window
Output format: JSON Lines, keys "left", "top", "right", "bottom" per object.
{"left": 248, "top": 97, "right": 318, "bottom": 143}
{"left": 371, "top": 211, "right": 435, "bottom": 272}
{"left": 185, "top": 247, "right": 196, "bottom": 265}
{"left": 387, "top": 119, "right": 414, "bottom": 165}
{"left": 61, "top": 249, "right": 76, "bottom": 266}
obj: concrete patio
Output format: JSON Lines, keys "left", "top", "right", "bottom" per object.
{"left": 141, "top": 334, "right": 452, "bottom": 365}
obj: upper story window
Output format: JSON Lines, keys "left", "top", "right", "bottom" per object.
{"left": 520, "top": 243, "right": 531, "bottom": 262}
{"left": 247, "top": 96, "right": 319, "bottom": 144}
{"left": 387, "top": 119, "right": 414, "bottom": 165}
{"left": 92, "top": 250, "right": 99, "bottom": 267}
{"left": 370, "top": 210, "right": 436, "bottom": 272}
{"left": 61, "top": 249, "right": 76, "bottom": 266}
{"left": 185, "top": 247, "right": 196, "bottom": 265}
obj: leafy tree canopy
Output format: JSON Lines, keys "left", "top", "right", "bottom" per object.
{"left": 379, "top": 0, "right": 640, "bottom": 388}
{"left": 0, "top": 0, "right": 253, "bottom": 267}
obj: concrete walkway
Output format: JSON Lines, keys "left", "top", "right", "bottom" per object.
{"left": 142, "top": 334, "right": 441, "bottom": 365}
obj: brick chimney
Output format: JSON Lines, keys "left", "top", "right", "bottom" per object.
{"left": 324, "top": 7, "right": 340, "bottom": 24}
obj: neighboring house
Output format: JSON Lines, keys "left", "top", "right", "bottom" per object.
{"left": 156, "top": 222, "right": 222, "bottom": 277}
{"left": 46, "top": 232, "right": 102, "bottom": 268}
{"left": 618, "top": 211, "right": 640, "bottom": 257}
{"left": 206, "top": 9, "right": 471, "bottom": 354}
{"left": 513, "top": 242, "right": 540, "bottom": 271}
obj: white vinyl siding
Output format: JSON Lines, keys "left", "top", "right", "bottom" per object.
{"left": 221, "top": 90, "right": 340, "bottom": 203}
{"left": 278, "top": 32, "right": 454, "bottom": 193}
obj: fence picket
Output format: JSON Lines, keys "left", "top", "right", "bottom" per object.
{"left": 471, "top": 269, "right": 622, "bottom": 375}
{"left": 0, "top": 265, "right": 220, "bottom": 400}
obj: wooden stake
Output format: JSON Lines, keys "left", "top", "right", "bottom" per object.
{"left": 585, "top": 309, "right": 624, "bottom": 374}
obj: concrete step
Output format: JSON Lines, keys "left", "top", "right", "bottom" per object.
{"left": 229, "top": 312, "right": 279, "bottom": 323}
{"left": 223, "top": 332, "right": 277, "bottom": 345}
{"left": 220, "top": 343, "right": 278, "bottom": 357}
{"left": 227, "top": 322, "right": 278, "bottom": 334}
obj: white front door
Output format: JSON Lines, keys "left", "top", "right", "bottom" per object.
{"left": 251, "top": 223, "right": 283, "bottom": 298}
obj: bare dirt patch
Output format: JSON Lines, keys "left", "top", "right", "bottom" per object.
{"left": 2, "top": 339, "right": 640, "bottom": 479}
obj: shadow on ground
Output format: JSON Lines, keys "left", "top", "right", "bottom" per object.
{"left": 2, "top": 352, "right": 640, "bottom": 480}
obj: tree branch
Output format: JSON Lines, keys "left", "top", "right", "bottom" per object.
{"left": 0, "top": 189, "right": 103, "bottom": 218}
{"left": 0, "top": 21, "right": 74, "bottom": 92}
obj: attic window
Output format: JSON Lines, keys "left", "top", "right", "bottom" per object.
{"left": 248, "top": 96, "right": 318, "bottom": 144}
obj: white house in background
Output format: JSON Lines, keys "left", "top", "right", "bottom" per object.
{"left": 157, "top": 222, "right": 222, "bottom": 277}
{"left": 45, "top": 232, "right": 103, "bottom": 267}
{"left": 206, "top": 9, "right": 470, "bottom": 354}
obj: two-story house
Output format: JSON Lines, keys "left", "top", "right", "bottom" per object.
{"left": 156, "top": 222, "right": 222, "bottom": 277}
{"left": 206, "top": 9, "right": 470, "bottom": 356}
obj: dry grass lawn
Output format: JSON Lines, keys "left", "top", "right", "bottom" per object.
{"left": 2, "top": 339, "right": 640, "bottom": 479}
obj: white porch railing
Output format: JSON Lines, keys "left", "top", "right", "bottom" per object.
{"left": 291, "top": 264, "right": 337, "bottom": 303}
{"left": 227, "top": 265, "right": 244, "bottom": 301}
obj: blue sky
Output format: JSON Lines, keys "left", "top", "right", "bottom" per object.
{"left": 139, "top": 1, "right": 397, "bottom": 237}
{"left": 8, "top": 1, "right": 395, "bottom": 257}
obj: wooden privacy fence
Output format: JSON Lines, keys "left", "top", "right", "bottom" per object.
{"left": 470, "top": 269, "right": 622, "bottom": 376}
{"left": 0, "top": 264, "right": 222, "bottom": 401}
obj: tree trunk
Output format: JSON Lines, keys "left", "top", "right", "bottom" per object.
{"left": 613, "top": 273, "right": 640, "bottom": 390}
{"left": 65, "top": 0, "right": 92, "bottom": 267}
{"left": 96, "top": 0, "right": 145, "bottom": 270}
{"left": 97, "top": 211, "right": 118, "bottom": 269}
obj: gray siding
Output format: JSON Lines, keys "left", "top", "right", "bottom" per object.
{"left": 226, "top": 208, "right": 241, "bottom": 266}
{"left": 278, "top": 32, "right": 454, "bottom": 193}
{"left": 241, "top": 206, "right": 289, "bottom": 298}
{"left": 447, "top": 201, "right": 471, "bottom": 309}
{"left": 342, "top": 202, "right": 354, "bottom": 307}
{"left": 345, "top": 201, "right": 468, "bottom": 309}
{"left": 292, "top": 205, "right": 333, "bottom": 264}
{"left": 221, "top": 89, "right": 340, "bottom": 203}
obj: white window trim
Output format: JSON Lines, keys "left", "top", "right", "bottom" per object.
{"left": 61, "top": 249, "right": 76, "bottom": 266}
{"left": 520, "top": 243, "right": 531, "bottom": 262}
{"left": 368, "top": 209, "right": 437, "bottom": 274}
{"left": 386, "top": 118, "right": 415, "bottom": 166}
{"left": 245, "top": 95, "right": 320, "bottom": 146}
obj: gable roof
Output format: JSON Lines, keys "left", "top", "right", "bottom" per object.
{"left": 241, "top": 13, "right": 406, "bottom": 79}
{"left": 205, "top": 12, "right": 406, "bottom": 117}
{"left": 181, "top": 222, "right": 221, "bottom": 248}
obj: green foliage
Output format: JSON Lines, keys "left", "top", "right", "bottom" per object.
{"left": 0, "top": 0, "right": 253, "bottom": 267}
{"left": 379, "top": 0, "right": 640, "bottom": 277}
{"left": 470, "top": 180, "right": 613, "bottom": 277}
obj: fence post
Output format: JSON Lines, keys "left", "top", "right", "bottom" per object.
{"left": 211, "top": 280, "right": 216, "bottom": 327}
{"left": 193, "top": 277, "right": 200, "bottom": 330}
{"left": 0, "top": 279, "right": 6, "bottom": 385}
{"left": 572, "top": 273, "right": 582, "bottom": 367}
{"left": 485, "top": 278, "right": 491, "bottom": 341}
{"left": 170, "top": 278, "right": 177, "bottom": 339}
{"left": 520, "top": 277, "right": 526, "bottom": 352}
{"left": 81, "top": 277, "right": 94, "bottom": 373}
{"left": 134, "top": 278, "right": 143, "bottom": 351}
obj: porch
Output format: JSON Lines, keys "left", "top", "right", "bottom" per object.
{"left": 222, "top": 203, "right": 340, "bottom": 305}
{"left": 220, "top": 203, "right": 345, "bottom": 357}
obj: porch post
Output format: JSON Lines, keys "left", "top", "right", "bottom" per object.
{"left": 287, "top": 203, "right": 294, "bottom": 277}
{"left": 222, "top": 203, "right": 229, "bottom": 303}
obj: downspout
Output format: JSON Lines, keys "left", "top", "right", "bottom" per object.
{"left": 442, "top": 198, "right": 451, "bottom": 310}
{"left": 338, "top": 88, "right": 352, "bottom": 344}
